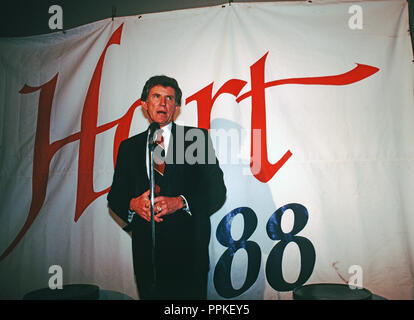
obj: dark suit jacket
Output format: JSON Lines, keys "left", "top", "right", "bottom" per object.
{"left": 107, "top": 123, "right": 226, "bottom": 295}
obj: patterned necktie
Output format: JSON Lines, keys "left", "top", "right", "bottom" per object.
{"left": 153, "top": 129, "right": 165, "bottom": 196}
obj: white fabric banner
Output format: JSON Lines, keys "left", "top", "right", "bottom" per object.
{"left": 0, "top": 0, "right": 413, "bottom": 300}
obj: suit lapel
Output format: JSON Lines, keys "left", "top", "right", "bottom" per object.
{"left": 162, "top": 122, "right": 188, "bottom": 196}
{"left": 132, "top": 130, "right": 150, "bottom": 196}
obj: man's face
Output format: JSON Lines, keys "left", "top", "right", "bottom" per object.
{"left": 142, "top": 85, "right": 180, "bottom": 127}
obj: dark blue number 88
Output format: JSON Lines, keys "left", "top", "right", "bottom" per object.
{"left": 214, "top": 203, "right": 316, "bottom": 297}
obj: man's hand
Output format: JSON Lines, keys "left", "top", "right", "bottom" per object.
{"left": 129, "top": 190, "right": 161, "bottom": 223}
{"left": 130, "top": 191, "right": 184, "bottom": 223}
{"left": 153, "top": 196, "right": 184, "bottom": 222}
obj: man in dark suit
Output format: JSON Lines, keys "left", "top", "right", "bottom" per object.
{"left": 107, "top": 75, "right": 226, "bottom": 299}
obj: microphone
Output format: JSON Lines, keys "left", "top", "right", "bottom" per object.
{"left": 148, "top": 122, "right": 161, "bottom": 146}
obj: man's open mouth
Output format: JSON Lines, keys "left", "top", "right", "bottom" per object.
{"left": 157, "top": 110, "right": 167, "bottom": 115}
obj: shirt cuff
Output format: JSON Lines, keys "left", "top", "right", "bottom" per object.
{"left": 122, "top": 210, "right": 136, "bottom": 232}
{"left": 180, "top": 195, "right": 192, "bottom": 216}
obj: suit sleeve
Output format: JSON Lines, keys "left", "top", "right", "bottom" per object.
{"left": 107, "top": 140, "right": 130, "bottom": 224}
{"left": 185, "top": 129, "right": 227, "bottom": 217}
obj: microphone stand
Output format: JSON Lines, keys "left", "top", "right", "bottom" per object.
{"left": 148, "top": 126, "right": 159, "bottom": 298}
